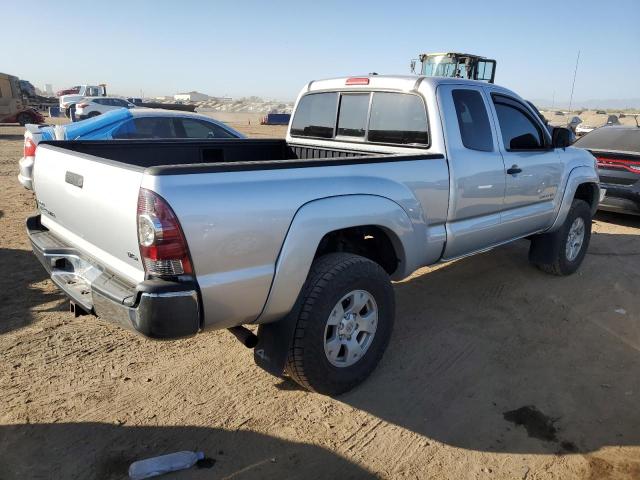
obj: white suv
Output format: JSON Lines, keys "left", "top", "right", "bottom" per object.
{"left": 75, "top": 97, "right": 136, "bottom": 120}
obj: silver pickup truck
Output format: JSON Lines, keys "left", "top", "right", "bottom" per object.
{"left": 27, "top": 75, "right": 600, "bottom": 395}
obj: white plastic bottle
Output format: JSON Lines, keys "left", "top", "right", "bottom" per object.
{"left": 129, "top": 451, "right": 205, "bottom": 479}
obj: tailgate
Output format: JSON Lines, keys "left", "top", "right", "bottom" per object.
{"left": 33, "top": 144, "right": 146, "bottom": 283}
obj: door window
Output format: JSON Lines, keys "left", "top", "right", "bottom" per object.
{"left": 452, "top": 89, "right": 493, "bottom": 151}
{"left": 492, "top": 95, "right": 544, "bottom": 150}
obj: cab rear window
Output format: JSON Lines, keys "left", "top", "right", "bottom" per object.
{"left": 290, "top": 92, "right": 338, "bottom": 139}
{"left": 291, "top": 91, "right": 428, "bottom": 146}
{"left": 368, "top": 93, "right": 428, "bottom": 145}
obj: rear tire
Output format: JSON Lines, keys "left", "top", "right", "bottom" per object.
{"left": 285, "top": 253, "right": 395, "bottom": 395}
{"left": 530, "top": 199, "right": 592, "bottom": 276}
{"left": 16, "top": 112, "right": 31, "bottom": 126}
{"left": 88, "top": 111, "right": 101, "bottom": 118}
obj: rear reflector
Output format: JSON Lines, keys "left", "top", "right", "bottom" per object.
{"left": 137, "top": 188, "right": 193, "bottom": 277}
{"left": 24, "top": 137, "right": 36, "bottom": 157}
{"left": 346, "top": 77, "right": 370, "bottom": 85}
{"left": 596, "top": 156, "right": 640, "bottom": 174}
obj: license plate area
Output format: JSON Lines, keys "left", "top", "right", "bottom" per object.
{"left": 45, "top": 254, "right": 103, "bottom": 311}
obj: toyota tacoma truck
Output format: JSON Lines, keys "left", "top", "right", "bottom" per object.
{"left": 27, "top": 75, "right": 600, "bottom": 395}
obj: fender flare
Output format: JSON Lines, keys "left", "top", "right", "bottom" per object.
{"left": 257, "top": 194, "right": 421, "bottom": 325}
{"left": 252, "top": 194, "right": 422, "bottom": 377}
{"left": 548, "top": 166, "right": 600, "bottom": 233}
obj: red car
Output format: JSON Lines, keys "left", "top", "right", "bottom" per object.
{"left": 1, "top": 107, "right": 44, "bottom": 126}
{"left": 55, "top": 86, "right": 80, "bottom": 96}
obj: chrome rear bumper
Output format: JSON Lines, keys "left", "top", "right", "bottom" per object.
{"left": 27, "top": 214, "right": 201, "bottom": 338}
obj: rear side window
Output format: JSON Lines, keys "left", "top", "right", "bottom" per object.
{"left": 112, "top": 117, "right": 177, "bottom": 139}
{"left": 452, "top": 89, "right": 493, "bottom": 151}
{"left": 337, "top": 93, "right": 369, "bottom": 137}
{"left": 178, "top": 118, "right": 235, "bottom": 138}
{"left": 368, "top": 93, "right": 428, "bottom": 145}
{"left": 290, "top": 92, "right": 338, "bottom": 139}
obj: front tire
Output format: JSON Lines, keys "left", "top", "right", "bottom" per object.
{"left": 530, "top": 199, "right": 592, "bottom": 276}
{"left": 285, "top": 253, "right": 395, "bottom": 395}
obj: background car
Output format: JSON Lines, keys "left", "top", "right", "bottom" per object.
{"left": 74, "top": 97, "right": 137, "bottom": 120}
{"left": 574, "top": 125, "right": 640, "bottom": 215}
{"left": 18, "top": 108, "right": 245, "bottom": 190}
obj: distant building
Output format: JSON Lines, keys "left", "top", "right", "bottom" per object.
{"left": 44, "top": 84, "right": 53, "bottom": 96}
{"left": 174, "top": 91, "right": 209, "bottom": 102}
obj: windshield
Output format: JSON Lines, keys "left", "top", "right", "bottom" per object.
{"left": 421, "top": 55, "right": 467, "bottom": 78}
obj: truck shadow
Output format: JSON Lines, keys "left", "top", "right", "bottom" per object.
{"left": 595, "top": 210, "right": 640, "bottom": 228}
{"left": 337, "top": 234, "right": 640, "bottom": 456}
{"left": 0, "top": 248, "right": 66, "bottom": 334}
{"left": 0, "top": 422, "right": 373, "bottom": 480}
{"left": 0, "top": 133, "right": 26, "bottom": 141}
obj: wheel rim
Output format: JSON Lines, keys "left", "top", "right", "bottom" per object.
{"left": 565, "top": 217, "right": 585, "bottom": 261}
{"left": 323, "top": 289, "right": 378, "bottom": 368}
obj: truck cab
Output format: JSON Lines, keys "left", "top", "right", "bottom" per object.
{"left": 0, "top": 72, "right": 45, "bottom": 125}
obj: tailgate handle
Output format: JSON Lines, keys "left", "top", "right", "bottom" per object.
{"left": 65, "top": 171, "right": 84, "bottom": 188}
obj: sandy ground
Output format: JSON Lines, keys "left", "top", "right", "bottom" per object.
{"left": 0, "top": 118, "right": 639, "bottom": 480}
{"left": 540, "top": 110, "right": 638, "bottom": 129}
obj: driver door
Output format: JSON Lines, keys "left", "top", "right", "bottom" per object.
{"left": 487, "top": 92, "right": 563, "bottom": 240}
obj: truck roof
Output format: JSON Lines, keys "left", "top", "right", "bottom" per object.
{"left": 305, "top": 74, "right": 507, "bottom": 93}
{"left": 302, "top": 75, "right": 521, "bottom": 107}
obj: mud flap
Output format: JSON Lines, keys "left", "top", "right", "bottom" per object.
{"left": 528, "top": 229, "right": 563, "bottom": 265}
{"left": 253, "top": 312, "right": 298, "bottom": 377}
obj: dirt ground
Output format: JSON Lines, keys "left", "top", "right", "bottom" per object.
{"left": 0, "top": 118, "right": 639, "bottom": 480}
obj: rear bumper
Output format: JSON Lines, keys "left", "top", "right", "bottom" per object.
{"left": 599, "top": 181, "right": 640, "bottom": 215}
{"left": 27, "top": 214, "right": 201, "bottom": 338}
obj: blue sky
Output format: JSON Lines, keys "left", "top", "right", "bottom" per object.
{"left": 2, "top": 0, "right": 638, "bottom": 103}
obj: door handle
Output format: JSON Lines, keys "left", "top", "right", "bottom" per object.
{"left": 507, "top": 165, "right": 522, "bottom": 175}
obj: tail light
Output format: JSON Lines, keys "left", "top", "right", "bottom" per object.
{"left": 137, "top": 188, "right": 193, "bottom": 277}
{"left": 24, "top": 137, "right": 36, "bottom": 157}
{"left": 596, "top": 156, "right": 640, "bottom": 174}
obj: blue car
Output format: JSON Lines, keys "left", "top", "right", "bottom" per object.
{"left": 18, "top": 108, "right": 245, "bottom": 190}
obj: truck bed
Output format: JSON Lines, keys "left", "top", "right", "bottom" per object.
{"left": 40, "top": 139, "right": 388, "bottom": 173}
{"left": 33, "top": 138, "right": 448, "bottom": 331}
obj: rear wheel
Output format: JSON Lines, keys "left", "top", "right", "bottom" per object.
{"left": 285, "top": 253, "right": 395, "bottom": 395}
{"left": 530, "top": 199, "right": 592, "bottom": 275}
{"left": 16, "top": 112, "right": 31, "bottom": 126}
{"left": 88, "top": 111, "right": 101, "bottom": 118}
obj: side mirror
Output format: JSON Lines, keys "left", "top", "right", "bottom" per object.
{"left": 510, "top": 133, "right": 540, "bottom": 150}
{"left": 552, "top": 127, "right": 573, "bottom": 148}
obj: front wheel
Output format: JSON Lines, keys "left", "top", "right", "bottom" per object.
{"left": 285, "top": 253, "right": 395, "bottom": 395}
{"left": 530, "top": 199, "right": 592, "bottom": 276}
